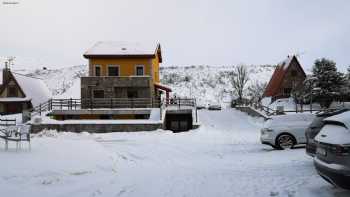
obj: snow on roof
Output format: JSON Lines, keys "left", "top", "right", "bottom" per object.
{"left": 12, "top": 72, "right": 52, "bottom": 107}
{"left": 279, "top": 56, "right": 294, "bottom": 70}
{"left": 84, "top": 41, "right": 160, "bottom": 57}
{"left": 0, "top": 97, "right": 31, "bottom": 102}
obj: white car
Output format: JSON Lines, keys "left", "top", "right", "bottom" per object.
{"left": 208, "top": 103, "right": 222, "bottom": 110}
{"left": 260, "top": 113, "right": 315, "bottom": 149}
{"left": 314, "top": 111, "right": 350, "bottom": 189}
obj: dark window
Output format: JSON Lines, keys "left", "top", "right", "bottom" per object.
{"left": 100, "top": 115, "right": 112, "bottom": 119}
{"left": 93, "top": 90, "right": 104, "bottom": 98}
{"left": 108, "top": 66, "right": 119, "bottom": 76}
{"left": 136, "top": 66, "right": 144, "bottom": 76}
{"left": 284, "top": 88, "right": 292, "bottom": 95}
{"left": 127, "top": 89, "right": 138, "bottom": 98}
{"left": 95, "top": 66, "right": 101, "bottom": 76}
{"left": 8, "top": 86, "right": 17, "bottom": 97}
{"left": 291, "top": 70, "right": 297, "bottom": 77}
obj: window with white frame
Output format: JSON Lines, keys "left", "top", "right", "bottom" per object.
{"left": 135, "top": 65, "right": 144, "bottom": 76}
{"left": 108, "top": 65, "right": 119, "bottom": 76}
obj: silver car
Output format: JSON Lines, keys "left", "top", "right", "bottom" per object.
{"left": 260, "top": 113, "right": 315, "bottom": 149}
{"left": 314, "top": 111, "right": 350, "bottom": 189}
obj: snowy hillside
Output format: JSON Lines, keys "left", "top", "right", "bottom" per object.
{"left": 160, "top": 65, "right": 274, "bottom": 105}
{"left": 9, "top": 64, "right": 274, "bottom": 105}
{"left": 24, "top": 65, "right": 87, "bottom": 97}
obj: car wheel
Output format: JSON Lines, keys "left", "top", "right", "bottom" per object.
{"left": 276, "top": 134, "right": 295, "bottom": 150}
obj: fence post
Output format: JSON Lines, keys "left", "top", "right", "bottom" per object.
{"left": 195, "top": 99, "right": 198, "bottom": 123}
{"left": 39, "top": 103, "right": 42, "bottom": 116}
{"left": 68, "top": 98, "right": 73, "bottom": 110}
{"left": 160, "top": 104, "right": 162, "bottom": 121}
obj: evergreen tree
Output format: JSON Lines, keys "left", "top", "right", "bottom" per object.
{"left": 312, "top": 58, "right": 345, "bottom": 108}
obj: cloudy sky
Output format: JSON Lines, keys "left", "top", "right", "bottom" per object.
{"left": 0, "top": 0, "right": 349, "bottom": 70}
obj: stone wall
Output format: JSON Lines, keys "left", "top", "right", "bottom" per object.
{"left": 31, "top": 123, "right": 162, "bottom": 133}
{"left": 81, "top": 76, "right": 152, "bottom": 99}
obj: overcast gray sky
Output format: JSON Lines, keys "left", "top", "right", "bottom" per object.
{"left": 1, "top": 0, "right": 349, "bottom": 70}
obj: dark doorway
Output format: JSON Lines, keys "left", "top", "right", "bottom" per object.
{"left": 165, "top": 113, "right": 193, "bottom": 132}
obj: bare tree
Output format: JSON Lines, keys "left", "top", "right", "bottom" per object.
{"left": 247, "top": 81, "right": 267, "bottom": 103}
{"left": 231, "top": 64, "right": 250, "bottom": 102}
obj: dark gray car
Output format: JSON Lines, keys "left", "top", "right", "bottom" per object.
{"left": 305, "top": 109, "right": 348, "bottom": 157}
{"left": 314, "top": 111, "right": 350, "bottom": 189}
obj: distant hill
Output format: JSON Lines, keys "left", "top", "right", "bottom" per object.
{"left": 12, "top": 64, "right": 274, "bottom": 105}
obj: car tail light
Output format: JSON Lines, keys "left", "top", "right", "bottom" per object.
{"left": 331, "top": 145, "right": 350, "bottom": 156}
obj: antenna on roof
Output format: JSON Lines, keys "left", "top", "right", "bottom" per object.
{"left": 5, "top": 56, "right": 15, "bottom": 70}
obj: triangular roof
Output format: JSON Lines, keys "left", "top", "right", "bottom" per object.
{"left": 263, "top": 55, "right": 306, "bottom": 97}
{"left": 12, "top": 72, "right": 52, "bottom": 107}
{"left": 83, "top": 41, "right": 162, "bottom": 62}
{"left": 0, "top": 70, "right": 51, "bottom": 107}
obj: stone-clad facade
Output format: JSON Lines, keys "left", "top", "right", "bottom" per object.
{"left": 81, "top": 76, "right": 152, "bottom": 99}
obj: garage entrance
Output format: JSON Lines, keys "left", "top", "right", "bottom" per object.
{"left": 165, "top": 113, "right": 193, "bottom": 132}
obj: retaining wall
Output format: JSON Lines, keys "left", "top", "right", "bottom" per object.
{"left": 31, "top": 123, "right": 162, "bottom": 133}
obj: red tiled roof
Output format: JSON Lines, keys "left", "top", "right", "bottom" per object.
{"left": 263, "top": 56, "right": 306, "bottom": 97}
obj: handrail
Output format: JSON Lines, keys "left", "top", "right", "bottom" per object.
{"left": 0, "top": 119, "right": 16, "bottom": 126}
{"left": 31, "top": 98, "right": 163, "bottom": 116}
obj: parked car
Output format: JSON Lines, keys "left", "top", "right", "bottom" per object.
{"left": 306, "top": 109, "right": 348, "bottom": 157}
{"left": 260, "top": 113, "right": 315, "bottom": 149}
{"left": 314, "top": 111, "right": 350, "bottom": 189}
{"left": 196, "top": 105, "right": 206, "bottom": 110}
{"left": 208, "top": 103, "right": 222, "bottom": 110}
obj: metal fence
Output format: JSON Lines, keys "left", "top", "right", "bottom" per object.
{"left": 32, "top": 98, "right": 161, "bottom": 116}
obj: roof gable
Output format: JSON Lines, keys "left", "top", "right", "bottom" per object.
{"left": 264, "top": 56, "right": 306, "bottom": 97}
{"left": 83, "top": 41, "right": 162, "bottom": 62}
{"left": 0, "top": 70, "right": 26, "bottom": 98}
{"left": 12, "top": 72, "right": 52, "bottom": 107}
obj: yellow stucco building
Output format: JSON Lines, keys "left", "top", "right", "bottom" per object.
{"left": 81, "top": 41, "right": 171, "bottom": 108}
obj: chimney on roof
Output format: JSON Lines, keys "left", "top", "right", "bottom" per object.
{"left": 3, "top": 62, "right": 11, "bottom": 84}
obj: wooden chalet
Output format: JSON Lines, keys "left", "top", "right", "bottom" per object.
{"left": 263, "top": 55, "right": 306, "bottom": 102}
{"left": 0, "top": 67, "right": 51, "bottom": 115}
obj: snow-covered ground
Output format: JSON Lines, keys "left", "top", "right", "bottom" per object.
{"left": 1, "top": 109, "right": 348, "bottom": 197}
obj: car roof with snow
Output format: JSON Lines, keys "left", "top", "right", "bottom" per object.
{"left": 323, "top": 111, "right": 350, "bottom": 129}
{"left": 268, "top": 113, "right": 315, "bottom": 122}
